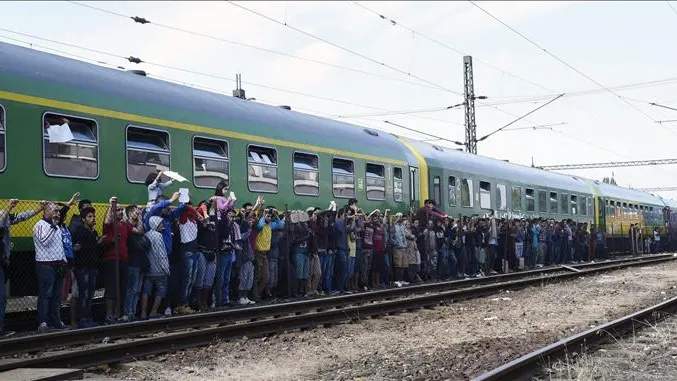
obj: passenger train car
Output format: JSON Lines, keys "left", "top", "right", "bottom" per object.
{"left": 0, "top": 41, "right": 674, "bottom": 248}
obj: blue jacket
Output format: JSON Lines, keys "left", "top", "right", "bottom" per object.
{"left": 143, "top": 200, "right": 184, "bottom": 254}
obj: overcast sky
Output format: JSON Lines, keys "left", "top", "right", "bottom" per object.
{"left": 2, "top": 1, "right": 677, "bottom": 198}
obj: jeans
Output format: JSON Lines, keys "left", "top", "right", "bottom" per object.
{"left": 455, "top": 247, "right": 465, "bottom": 276}
{"left": 486, "top": 245, "right": 497, "bottom": 273}
{"left": 437, "top": 247, "right": 448, "bottom": 279}
{"left": 268, "top": 256, "right": 279, "bottom": 291}
{"left": 181, "top": 251, "right": 201, "bottom": 306}
{"left": 75, "top": 267, "right": 97, "bottom": 323}
{"left": 0, "top": 265, "right": 6, "bottom": 331}
{"left": 319, "top": 251, "right": 334, "bottom": 293}
{"left": 216, "top": 250, "right": 234, "bottom": 305}
{"left": 124, "top": 266, "right": 142, "bottom": 317}
{"left": 335, "top": 250, "right": 348, "bottom": 292}
{"left": 446, "top": 249, "right": 457, "bottom": 278}
{"left": 36, "top": 263, "right": 64, "bottom": 327}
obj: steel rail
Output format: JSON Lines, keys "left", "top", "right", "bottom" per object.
{"left": 0, "top": 255, "right": 672, "bottom": 373}
{"left": 474, "top": 294, "right": 677, "bottom": 381}
{"left": 0, "top": 254, "right": 667, "bottom": 357}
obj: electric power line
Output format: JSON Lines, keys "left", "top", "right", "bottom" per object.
{"left": 225, "top": 1, "right": 461, "bottom": 95}
{"left": 66, "top": 1, "right": 453, "bottom": 94}
{"left": 668, "top": 1, "right": 677, "bottom": 17}
{"left": 469, "top": 1, "right": 660, "bottom": 125}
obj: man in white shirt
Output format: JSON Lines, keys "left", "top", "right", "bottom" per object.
{"left": 33, "top": 202, "right": 68, "bottom": 333}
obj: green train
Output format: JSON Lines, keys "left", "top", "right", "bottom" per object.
{"left": 0, "top": 41, "right": 675, "bottom": 246}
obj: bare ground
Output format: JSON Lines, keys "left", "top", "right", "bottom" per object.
{"left": 86, "top": 261, "right": 677, "bottom": 381}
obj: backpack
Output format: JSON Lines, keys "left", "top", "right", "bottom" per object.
{"left": 128, "top": 233, "right": 151, "bottom": 273}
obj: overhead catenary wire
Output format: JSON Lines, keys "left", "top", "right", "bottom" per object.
{"left": 0, "top": 27, "right": 463, "bottom": 126}
{"left": 667, "top": 1, "right": 677, "bottom": 17}
{"left": 66, "top": 1, "right": 453, "bottom": 94}
{"left": 468, "top": 1, "right": 659, "bottom": 124}
{"left": 225, "top": 1, "right": 461, "bottom": 95}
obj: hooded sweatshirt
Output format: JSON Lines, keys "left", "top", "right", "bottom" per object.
{"left": 145, "top": 216, "right": 170, "bottom": 276}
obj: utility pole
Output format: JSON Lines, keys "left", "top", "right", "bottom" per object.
{"left": 463, "top": 56, "right": 478, "bottom": 154}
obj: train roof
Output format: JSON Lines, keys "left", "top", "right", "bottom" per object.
{"left": 0, "top": 42, "right": 416, "bottom": 165}
{"left": 406, "top": 139, "right": 593, "bottom": 194}
{"left": 592, "top": 182, "right": 665, "bottom": 205}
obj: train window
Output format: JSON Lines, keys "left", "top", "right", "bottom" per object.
{"left": 497, "top": 184, "right": 507, "bottom": 211}
{"left": 622, "top": 202, "right": 628, "bottom": 216}
{"left": 525, "top": 188, "right": 535, "bottom": 212}
{"left": 448, "top": 176, "right": 457, "bottom": 207}
{"left": 293, "top": 152, "right": 319, "bottom": 196}
{"left": 588, "top": 198, "right": 593, "bottom": 217}
{"left": 537, "top": 190, "right": 546, "bottom": 213}
{"left": 44, "top": 113, "right": 99, "bottom": 179}
{"left": 333, "top": 158, "right": 355, "bottom": 198}
{"left": 461, "top": 178, "right": 474, "bottom": 207}
{"left": 432, "top": 176, "right": 441, "bottom": 206}
{"left": 366, "top": 163, "right": 386, "bottom": 201}
{"left": 393, "top": 167, "right": 404, "bottom": 203}
{"left": 193, "top": 137, "right": 229, "bottom": 189}
{"left": 549, "top": 192, "right": 558, "bottom": 214}
{"left": 580, "top": 197, "right": 587, "bottom": 216}
{"left": 409, "top": 167, "right": 418, "bottom": 204}
{"left": 479, "top": 181, "right": 491, "bottom": 209}
{"left": 247, "top": 145, "right": 278, "bottom": 193}
{"left": 560, "top": 194, "right": 568, "bottom": 214}
{"left": 511, "top": 186, "right": 522, "bottom": 212}
{"left": 0, "top": 104, "right": 5, "bottom": 172}
{"left": 571, "top": 195, "right": 578, "bottom": 215}
{"left": 126, "top": 126, "right": 170, "bottom": 183}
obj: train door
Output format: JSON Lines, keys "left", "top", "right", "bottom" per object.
{"left": 409, "top": 166, "right": 419, "bottom": 211}
{"left": 597, "top": 197, "right": 606, "bottom": 232}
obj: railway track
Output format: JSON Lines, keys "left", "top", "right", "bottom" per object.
{"left": 474, "top": 287, "right": 677, "bottom": 381}
{"left": 0, "top": 254, "right": 672, "bottom": 375}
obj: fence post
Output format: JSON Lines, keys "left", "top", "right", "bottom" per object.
{"left": 111, "top": 198, "right": 120, "bottom": 317}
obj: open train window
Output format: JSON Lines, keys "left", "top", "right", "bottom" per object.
{"left": 560, "top": 194, "right": 569, "bottom": 214}
{"left": 525, "top": 188, "right": 535, "bottom": 212}
{"left": 432, "top": 176, "right": 441, "bottom": 206}
{"left": 461, "top": 178, "right": 474, "bottom": 207}
{"left": 193, "top": 137, "right": 229, "bottom": 189}
{"left": 571, "top": 195, "right": 578, "bottom": 215}
{"left": 44, "top": 112, "right": 99, "bottom": 179}
{"left": 511, "top": 186, "right": 522, "bottom": 212}
{"left": 393, "top": 167, "right": 404, "bottom": 203}
{"left": 479, "top": 181, "right": 491, "bottom": 210}
{"left": 0, "top": 104, "right": 5, "bottom": 172}
{"left": 497, "top": 184, "right": 507, "bottom": 211}
{"left": 333, "top": 158, "right": 355, "bottom": 198}
{"left": 126, "top": 126, "right": 170, "bottom": 183}
{"left": 549, "top": 192, "right": 558, "bottom": 214}
{"left": 248, "top": 145, "right": 278, "bottom": 193}
{"left": 538, "top": 190, "right": 546, "bottom": 213}
{"left": 448, "top": 176, "right": 457, "bottom": 207}
{"left": 293, "top": 152, "right": 319, "bottom": 196}
{"left": 366, "top": 163, "right": 386, "bottom": 201}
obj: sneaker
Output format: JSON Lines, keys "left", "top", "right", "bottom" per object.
{"left": 117, "top": 315, "right": 131, "bottom": 323}
{"left": 238, "top": 297, "right": 249, "bottom": 305}
{"left": 401, "top": 281, "right": 410, "bottom": 286}
{"left": 176, "top": 305, "right": 194, "bottom": 314}
{"left": 489, "top": 270, "right": 498, "bottom": 275}
{"left": 164, "top": 307, "right": 172, "bottom": 316}
{"left": 104, "top": 316, "right": 117, "bottom": 325}
{"left": 53, "top": 321, "right": 68, "bottom": 330}
{"left": 38, "top": 322, "right": 49, "bottom": 334}
{"left": 248, "top": 299, "right": 256, "bottom": 305}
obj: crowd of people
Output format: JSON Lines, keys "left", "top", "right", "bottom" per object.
{"left": 0, "top": 170, "right": 665, "bottom": 337}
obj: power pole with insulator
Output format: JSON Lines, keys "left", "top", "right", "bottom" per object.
{"left": 463, "top": 55, "right": 478, "bottom": 155}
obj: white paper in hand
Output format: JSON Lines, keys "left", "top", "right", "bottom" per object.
{"left": 178, "top": 188, "right": 190, "bottom": 203}
{"left": 47, "top": 123, "right": 74, "bottom": 143}
{"left": 163, "top": 171, "right": 188, "bottom": 182}
{"left": 229, "top": 191, "right": 237, "bottom": 201}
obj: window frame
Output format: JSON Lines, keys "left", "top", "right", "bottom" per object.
{"left": 292, "top": 150, "right": 320, "bottom": 197}
{"left": 192, "top": 135, "right": 229, "bottom": 189}
{"left": 43, "top": 111, "right": 100, "bottom": 180}
{"left": 0, "top": 104, "right": 5, "bottom": 173}
{"left": 479, "top": 180, "right": 492, "bottom": 210}
{"left": 365, "top": 162, "right": 386, "bottom": 201}
{"left": 393, "top": 167, "right": 404, "bottom": 203}
{"left": 537, "top": 189, "right": 547, "bottom": 213}
{"left": 525, "top": 188, "right": 535, "bottom": 212}
{"left": 497, "top": 183, "right": 507, "bottom": 211}
{"left": 332, "top": 156, "right": 356, "bottom": 199}
{"left": 512, "top": 185, "right": 522, "bottom": 212}
{"left": 125, "top": 124, "right": 171, "bottom": 184}
{"left": 461, "top": 177, "right": 474, "bottom": 208}
{"left": 549, "top": 191, "right": 558, "bottom": 214}
{"left": 246, "top": 144, "right": 279, "bottom": 194}
{"left": 560, "top": 193, "right": 569, "bottom": 214}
